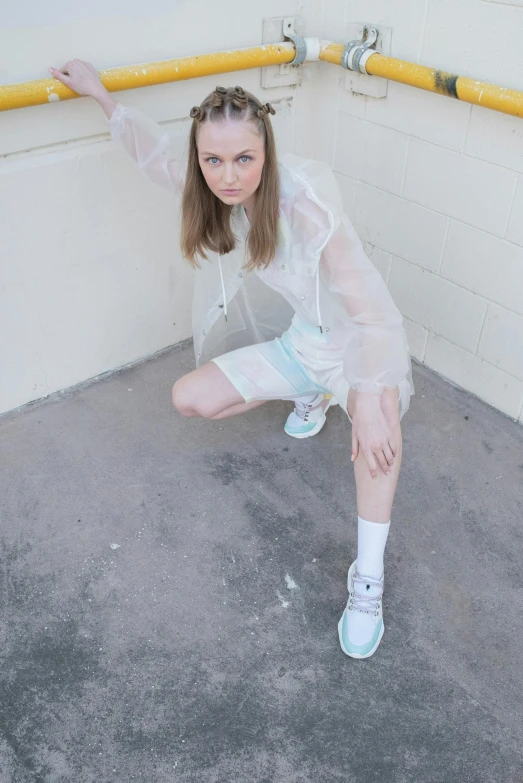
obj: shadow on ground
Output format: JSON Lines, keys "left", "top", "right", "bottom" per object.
{"left": 1, "top": 343, "right": 522, "bottom": 782}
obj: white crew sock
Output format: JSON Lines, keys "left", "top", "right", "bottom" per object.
{"left": 356, "top": 516, "right": 390, "bottom": 580}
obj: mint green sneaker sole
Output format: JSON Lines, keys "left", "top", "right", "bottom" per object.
{"left": 337, "top": 612, "right": 384, "bottom": 659}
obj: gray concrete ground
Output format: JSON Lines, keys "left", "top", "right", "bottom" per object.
{"left": 1, "top": 341, "right": 522, "bottom": 783}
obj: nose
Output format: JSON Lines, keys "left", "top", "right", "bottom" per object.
{"left": 223, "top": 163, "right": 237, "bottom": 186}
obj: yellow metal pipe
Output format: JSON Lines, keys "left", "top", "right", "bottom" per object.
{"left": 4, "top": 37, "right": 523, "bottom": 119}
{"left": 319, "top": 41, "right": 347, "bottom": 67}
{"left": 319, "top": 42, "right": 523, "bottom": 119}
{"left": 0, "top": 42, "right": 296, "bottom": 112}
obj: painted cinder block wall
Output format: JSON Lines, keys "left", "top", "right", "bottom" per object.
{"left": 322, "top": 0, "right": 523, "bottom": 422}
{"left": 2, "top": 0, "right": 523, "bottom": 423}
{"left": 0, "top": 0, "right": 323, "bottom": 415}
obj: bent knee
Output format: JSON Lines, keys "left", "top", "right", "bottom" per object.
{"left": 172, "top": 379, "right": 198, "bottom": 417}
{"left": 171, "top": 379, "right": 215, "bottom": 419}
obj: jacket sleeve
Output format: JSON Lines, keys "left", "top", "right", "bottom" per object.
{"left": 320, "top": 213, "right": 410, "bottom": 395}
{"left": 108, "top": 103, "right": 185, "bottom": 193}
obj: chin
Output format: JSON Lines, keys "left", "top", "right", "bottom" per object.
{"left": 219, "top": 192, "right": 241, "bottom": 200}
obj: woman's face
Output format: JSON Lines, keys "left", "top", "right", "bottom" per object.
{"left": 197, "top": 118, "right": 265, "bottom": 210}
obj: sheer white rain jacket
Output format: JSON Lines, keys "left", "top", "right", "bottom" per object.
{"left": 108, "top": 103, "right": 413, "bottom": 397}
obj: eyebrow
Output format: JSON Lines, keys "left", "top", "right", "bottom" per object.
{"left": 200, "top": 149, "right": 257, "bottom": 156}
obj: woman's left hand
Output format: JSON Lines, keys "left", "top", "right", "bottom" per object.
{"left": 348, "top": 390, "right": 399, "bottom": 479}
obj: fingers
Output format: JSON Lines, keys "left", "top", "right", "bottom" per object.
{"left": 362, "top": 447, "right": 393, "bottom": 479}
{"left": 48, "top": 66, "right": 72, "bottom": 86}
{"left": 375, "top": 448, "right": 391, "bottom": 476}
{"left": 351, "top": 430, "right": 359, "bottom": 463}
{"left": 47, "top": 59, "right": 101, "bottom": 98}
{"left": 48, "top": 59, "right": 89, "bottom": 81}
{"left": 351, "top": 398, "right": 399, "bottom": 478}
{"left": 352, "top": 435, "right": 387, "bottom": 478}
{"left": 356, "top": 437, "right": 395, "bottom": 478}
{"left": 364, "top": 451, "right": 378, "bottom": 480}
{"left": 382, "top": 441, "right": 394, "bottom": 467}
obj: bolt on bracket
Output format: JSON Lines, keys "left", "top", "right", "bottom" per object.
{"left": 341, "top": 26, "right": 379, "bottom": 73}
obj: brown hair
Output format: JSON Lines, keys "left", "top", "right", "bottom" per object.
{"left": 180, "top": 85, "right": 279, "bottom": 271}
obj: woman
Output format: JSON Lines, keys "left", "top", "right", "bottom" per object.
{"left": 49, "top": 59, "right": 414, "bottom": 659}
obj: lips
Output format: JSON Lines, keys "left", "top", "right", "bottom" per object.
{"left": 222, "top": 189, "right": 239, "bottom": 194}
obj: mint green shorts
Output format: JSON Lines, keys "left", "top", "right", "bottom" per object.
{"left": 211, "top": 319, "right": 411, "bottom": 420}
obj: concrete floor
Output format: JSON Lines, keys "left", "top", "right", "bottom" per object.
{"left": 1, "top": 341, "right": 522, "bottom": 783}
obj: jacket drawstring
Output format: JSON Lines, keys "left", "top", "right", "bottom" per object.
{"left": 217, "top": 257, "right": 228, "bottom": 322}
{"left": 219, "top": 255, "right": 323, "bottom": 333}
{"left": 315, "top": 266, "right": 323, "bottom": 334}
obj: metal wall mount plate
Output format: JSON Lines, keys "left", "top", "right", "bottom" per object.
{"left": 261, "top": 16, "right": 305, "bottom": 89}
{"left": 344, "top": 23, "right": 392, "bottom": 99}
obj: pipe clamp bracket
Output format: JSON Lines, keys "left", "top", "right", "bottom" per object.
{"left": 283, "top": 18, "right": 307, "bottom": 66}
{"left": 341, "top": 25, "right": 379, "bottom": 72}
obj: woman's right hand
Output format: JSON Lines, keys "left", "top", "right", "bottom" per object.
{"left": 48, "top": 59, "right": 105, "bottom": 99}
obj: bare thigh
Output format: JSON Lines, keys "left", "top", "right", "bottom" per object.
{"left": 171, "top": 361, "right": 265, "bottom": 419}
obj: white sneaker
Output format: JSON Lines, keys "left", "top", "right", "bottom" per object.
{"left": 338, "top": 560, "right": 384, "bottom": 659}
{"left": 284, "top": 393, "right": 335, "bottom": 439}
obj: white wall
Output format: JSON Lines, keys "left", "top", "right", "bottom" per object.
{"left": 324, "top": 0, "right": 523, "bottom": 421}
{"left": 0, "top": 0, "right": 322, "bottom": 414}
{"left": 2, "top": 0, "right": 523, "bottom": 422}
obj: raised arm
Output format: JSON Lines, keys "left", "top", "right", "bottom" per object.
{"left": 48, "top": 59, "right": 185, "bottom": 193}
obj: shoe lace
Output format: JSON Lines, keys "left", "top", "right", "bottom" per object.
{"left": 294, "top": 399, "right": 314, "bottom": 422}
{"left": 350, "top": 572, "right": 383, "bottom": 616}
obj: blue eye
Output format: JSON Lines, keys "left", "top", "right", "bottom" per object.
{"left": 205, "top": 155, "right": 251, "bottom": 164}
